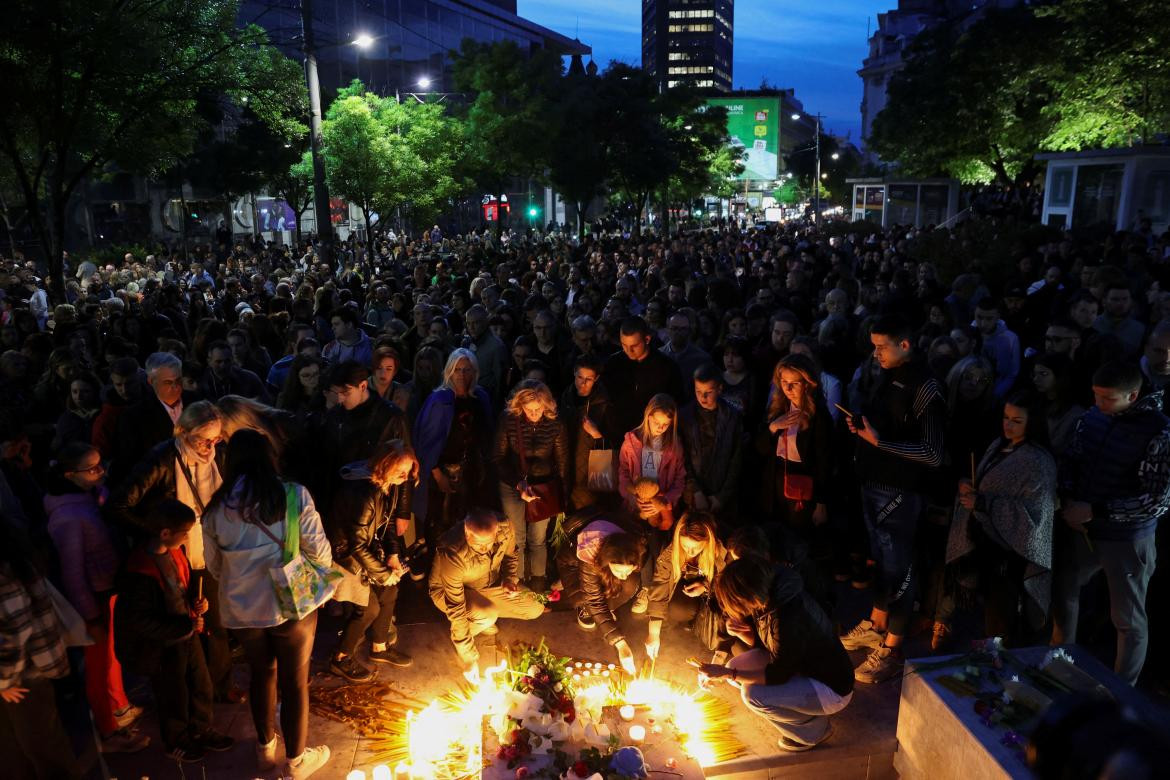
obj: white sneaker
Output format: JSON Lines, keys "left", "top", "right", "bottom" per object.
{"left": 630, "top": 587, "right": 649, "bottom": 614}
{"left": 257, "top": 735, "right": 279, "bottom": 771}
{"left": 287, "top": 745, "right": 330, "bottom": 779}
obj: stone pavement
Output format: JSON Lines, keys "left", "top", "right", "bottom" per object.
{"left": 94, "top": 578, "right": 901, "bottom": 780}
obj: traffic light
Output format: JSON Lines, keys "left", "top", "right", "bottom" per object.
{"left": 527, "top": 205, "right": 540, "bottom": 220}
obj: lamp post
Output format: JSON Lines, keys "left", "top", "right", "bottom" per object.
{"left": 300, "top": 0, "right": 335, "bottom": 265}
{"left": 792, "top": 112, "right": 824, "bottom": 226}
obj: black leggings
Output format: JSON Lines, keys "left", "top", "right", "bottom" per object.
{"left": 338, "top": 583, "right": 399, "bottom": 655}
{"left": 234, "top": 610, "right": 318, "bottom": 759}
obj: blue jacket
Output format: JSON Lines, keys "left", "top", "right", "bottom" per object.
{"left": 976, "top": 319, "right": 1020, "bottom": 399}
{"left": 411, "top": 386, "right": 494, "bottom": 521}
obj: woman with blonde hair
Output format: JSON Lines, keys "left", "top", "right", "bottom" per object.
{"left": 618, "top": 393, "right": 687, "bottom": 611}
{"left": 328, "top": 439, "right": 420, "bottom": 682}
{"left": 412, "top": 348, "right": 494, "bottom": 544}
{"left": 217, "top": 394, "right": 308, "bottom": 484}
{"left": 645, "top": 512, "right": 729, "bottom": 660}
{"left": 492, "top": 379, "right": 568, "bottom": 592}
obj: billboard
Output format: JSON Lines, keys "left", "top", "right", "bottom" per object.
{"left": 706, "top": 97, "right": 779, "bottom": 181}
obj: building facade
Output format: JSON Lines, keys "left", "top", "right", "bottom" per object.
{"left": 642, "top": 0, "right": 733, "bottom": 92}
{"left": 240, "top": 0, "right": 588, "bottom": 97}
{"left": 858, "top": 0, "right": 1017, "bottom": 162}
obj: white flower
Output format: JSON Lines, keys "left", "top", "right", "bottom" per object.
{"left": 554, "top": 682, "right": 564, "bottom": 692}
{"left": 528, "top": 665, "right": 542, "bottom": 677}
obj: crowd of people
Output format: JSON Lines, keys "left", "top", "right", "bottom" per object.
{"left": 1, "top": 215, "right": 1169, "bottom": 778}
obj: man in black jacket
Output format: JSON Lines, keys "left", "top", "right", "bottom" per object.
{"left": 112, "top": 351, "right": 198, "bottom": 483}
{"left": 321, "top": 361, "right": 412, "bottom": 515}
{"left": 679, "top": 365, "right": 743, "bottom": 530}
{"left": 840, "top": 315, "right": 946, "bottom": 684}
{"left": 604, "top": 317, "right": 684, "bottom": 436}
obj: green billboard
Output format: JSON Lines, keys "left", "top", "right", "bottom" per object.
{"left": 706, "top": 97, "right": 779, "bottom": 181}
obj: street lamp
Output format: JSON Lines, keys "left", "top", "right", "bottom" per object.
{"left": 353, "top": 33, "right": 374, "bottom": 49}
{"left": 831, "top": 152, "right": 840, "bottom": 160}
{"left": 792, "top": 112, "right": 824, "bottom": 226}
{"left": 417, "top": 76, "right": 432, "bottom": 89}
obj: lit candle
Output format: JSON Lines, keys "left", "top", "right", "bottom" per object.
{"left": 619, "top": 705, "right": 635, "bottom": 721}
{"left": 372, "top": 767, "right": 392, "bottom": 780}
{"left": 346, "top": 771, "right": 366, "bottom": 780}
{"left": 607, "top": 663, "right": 616, "bottom": 671}
{"left": 572, "top": 673, "right": 581, "bottom": 681}
{"left": 602, "top": 670, "right": 610, "bottom": 678}
{"left": 629, "top": 725, "right": 646, "bottom": 743}
{"left": 575, "top": 661, "right": 583, "bottom": 668}
{"left": 394, "top": 763, "right": 411, "bottom": 780}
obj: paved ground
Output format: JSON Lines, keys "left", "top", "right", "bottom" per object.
{"left": 88, "top": 577, "right": 905, "bottom": 780}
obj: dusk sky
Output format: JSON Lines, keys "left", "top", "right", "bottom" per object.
{"left": 519, "top": 0, "right": 891, "bottom": 142}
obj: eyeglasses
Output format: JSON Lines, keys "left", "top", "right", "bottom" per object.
{"left": 67, "top": 463, "right": 104, "bottom": 475}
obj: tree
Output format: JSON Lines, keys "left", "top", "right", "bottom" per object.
{"left": 0, "top": 0, "right": 305, "bottom": 303}
{"left": 320, "top": 87, "right": 396, "bottom": 245}
{"left": 596, "top": 64, "right": 677, "bottom": 237}
{"left": 868, "top": 7, "right": 1057, "bottom": 184}
{"left": 655, "top": 92, "right": 740, "bottom": 233}
{"left": 1038, "top": 0, "right": 1170, "bottom": 150}
{"left": 452, "top": 40, "right": 561, "bottom": 237}
{"left": 386, "top": 99, "right": 467, "bottom": 230}
{"left": 548, "top": 69, "right": 611, "bottom": 240}
{"left": 270, "top": 150, "right": 315, "bottom": 247}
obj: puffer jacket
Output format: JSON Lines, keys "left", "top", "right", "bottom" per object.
{"left": 330, "top": 472, "right": 406, "bottom": 585}
{"left": 753, "top": 565, "right": 854, "bottom": 697}
{"left": 429, "top": 520, "right": 520, "bottom": 664}
{"left": 45, "top": 487, "right": 121, "bottom": 622}
{"left": 492, "top": 411, "right": 569, "bottom": 487}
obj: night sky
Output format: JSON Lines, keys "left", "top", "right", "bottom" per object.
{"left": 519, "top": 0, "right": 892, "bottom": 142}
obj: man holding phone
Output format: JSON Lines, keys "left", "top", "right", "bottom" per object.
{"left": 840, "top": 315, "right": 945, "bottom": 683}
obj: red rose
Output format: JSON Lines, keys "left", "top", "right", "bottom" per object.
{"left": 503, "top": 745, "right": 520, "bottom": 762}
{"left": 572, "top": 760, "right": 590, "bottom": 777}
{"left": 538, "top": 674, "right": 551, "bottom": 685}
{"left": 510, "top": 728, "right": 524, "bottom": 744}
{"left": 564, "top": 709, "right": 576, "bottom": 723}
{"left": 548, "top": 589, "right": 562, "bottom": 602}
{"left": 521, "top": 676, "right": 534, "bottom": 688}
{"left": 516, "top": 768, "right": 531, "bottom": 779}
{"left": 498, "top": 746, "right": 508, "bottom": 759}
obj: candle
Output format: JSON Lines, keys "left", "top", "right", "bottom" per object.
{"left": 572, "top": 673, "right": 581, "bottom": 681}
{"left": 607, "top": 663, "right": 616, "bottom": 671}
{"left": 629, "top": 725, "right": 646, "bottom": 743}
{"left": 372, "top": 767, "right": 392, "bottom": 780}
{"left": 619, "top": 705, "right": 635, "bottom": 721}
{"left": 575, "top": 661, "right": 583, "bottom": 668}
{"left": 602, "top": 670, "right": 610, "bottom": 678}
{"left": 394, "top": 763, "right": 411, "bottom": 780}
{"left": 346, "top": 772, "right": 366, "bottom": 780}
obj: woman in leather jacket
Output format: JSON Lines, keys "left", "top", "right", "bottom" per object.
{"left": 492, "top": 380, "right": 568, "bottom": 592}
{"left": 698, "top": 557, "right": 854, "bottom": 753}
{"left": 328, "top": 440, "right": 418, "bottom": 682}
{"left": 555, "top": 513, "right": 646, "bottom": 674}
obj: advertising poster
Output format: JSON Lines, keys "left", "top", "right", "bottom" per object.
{"left": 706, "top": 97, "right": 780, "bottom": 181}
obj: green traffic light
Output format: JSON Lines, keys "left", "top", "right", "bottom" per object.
{"left": 528, "top": 207, "right": 539, "bottom": 218}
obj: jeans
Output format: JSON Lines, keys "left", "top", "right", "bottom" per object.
{"left": 1052, "top": 530, "right": 1157, "bottom": 685}
{"left": 732, "top": 649, "right": 847, "bottom": 745}
{"left": 500, "top": 482, "right": 550, "bottom": 579}
{"left": 338, "top": 583, "right": 399, "bottom": 655}
{"left": 149, "top": 634, "right": 214, "bottom": 748}
{"left": 860, "top": 484, "right": 924, "bottom": 637}
{"left": 233, "top": 610, "right": 318, "bottom": 759}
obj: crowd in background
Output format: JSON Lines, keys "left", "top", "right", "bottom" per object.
{"left": 2, "top": 213, "right": 1170, "bottom": 777}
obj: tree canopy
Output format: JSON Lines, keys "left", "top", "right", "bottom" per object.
{"left": 0, "top": 0, "right": 304, "bottom": 301}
